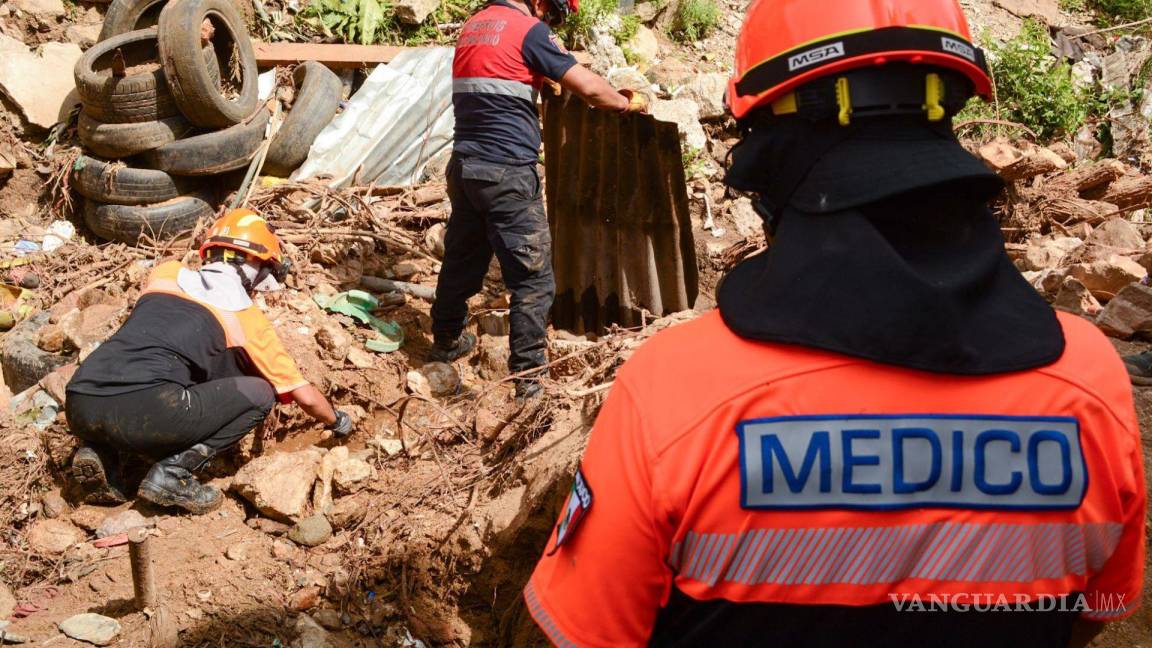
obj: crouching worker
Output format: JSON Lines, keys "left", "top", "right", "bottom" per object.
{"left": 64, "top": 209, "right": 354, "bottom": 514}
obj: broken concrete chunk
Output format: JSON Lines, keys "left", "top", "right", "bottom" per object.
{"left": 1067, "top": 256, "right": 1146, "bottom": 301}
{"left": 232, "top": 449, "right": 324, "bottom": 522}
{"left": 59, "top": 613, "right": 121, "bottom": 646}
{"left": 0, "top": 35, "right": 82, "bottom": 130}
{"left": 1096, "top": 284, "right": 1152, "bottom": 339}
{"left": 1019, "top": 235, "right": 1084, "bottom": 272}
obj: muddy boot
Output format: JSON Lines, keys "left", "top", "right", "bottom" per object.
{"left": 428, "top": 332, "right": 477, "bottom": 362}
{"left": 71, "top": 445, "right": 128, "bottom": 505}
{"left": 137, "top": 444, "right": 221, "bottom": 515}
{"left": 515, "top": 379, "right": 543, "bottom": 405}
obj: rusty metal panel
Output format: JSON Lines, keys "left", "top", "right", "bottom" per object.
{"left": 542, "top": 92, "right": 699, "bottom": 334}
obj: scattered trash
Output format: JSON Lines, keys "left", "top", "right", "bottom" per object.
{"left": 41, "top": 220, "right": 75, "bottom": 253}
{"left": 314, "top": 291, "right": 404, "bottom": 352}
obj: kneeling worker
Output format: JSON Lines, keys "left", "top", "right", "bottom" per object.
{"left": 65, "top": 209, "right": 353, "bottom": 514}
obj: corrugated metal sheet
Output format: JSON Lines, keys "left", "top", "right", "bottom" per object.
{"left": 542, "top": 91, "right": 698, "bottom": 334}
{"left": 292, "top": 48, "right": 454, "bottom": 187}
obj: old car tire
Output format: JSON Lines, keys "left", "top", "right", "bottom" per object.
{"left": 98, "top": 0, "right": 168, "bottom": 41}
{"left": 1, "top": 313, "right": 74, "bottom": 395}
{"left": 83, "top": 194, "right": 214, "bottom": 244}
{"left": 78, "top": 113, "right": 192, "bottom": 158}
{"left": 73, "top": 155, "right": 197, "bottom": 205}
{"left": 157, "top": 0, "right": 258, "bottom": 128}
{"left": 263, "top": 61, "right": 342, "bottom": 177}
{"left": 140, "top": 108, "right": 269, "bottom": 176}
{"left": 75, "top": 29, "right": 179, "bottom": 124}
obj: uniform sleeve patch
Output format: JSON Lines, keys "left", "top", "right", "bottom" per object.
{"left": 549, "top": 467, "right": 593, "bottom": 554}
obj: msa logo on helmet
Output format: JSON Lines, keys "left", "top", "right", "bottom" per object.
{"left": 737, "top": 415, "right": 1086, "bottom": 511}
{"left": 788, "top": 42, "right": 845, "bottom": 72}
{"left": 941, "top": 37, "right": 977, "bottom": 62}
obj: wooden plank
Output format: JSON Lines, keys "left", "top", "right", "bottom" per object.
{"left": 253, "top": 42, "right": 406, "bottom": 68}
{"left": 254, "top": 40, "right": 593, "bottom": 69}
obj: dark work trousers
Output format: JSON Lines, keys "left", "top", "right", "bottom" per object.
{"left": 65, "top": 377, "right": 276, "bottom": 461}
{"left": 431, "top": 154, "right": 555, "bottom": 376}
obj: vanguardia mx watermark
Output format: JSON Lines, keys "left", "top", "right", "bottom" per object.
{"left": 889, "top": 593, "right": 1127, "bottom": 614}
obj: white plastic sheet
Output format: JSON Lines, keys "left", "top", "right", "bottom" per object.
{"left": 292, "top": 48, "right": 455, "bottom": 187}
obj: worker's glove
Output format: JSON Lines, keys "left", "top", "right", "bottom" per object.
{"left": 544, "top": 78, "right": 562, "bottom": 96}
{"left": 329, "top": 410, "right": 353, "bottom": 438}
{"left": 619, "top": 89, "right": 650, "bottom": 114}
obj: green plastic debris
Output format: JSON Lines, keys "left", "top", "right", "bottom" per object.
{"left": 315, "top": 291, "right": 404, "bottom": 353}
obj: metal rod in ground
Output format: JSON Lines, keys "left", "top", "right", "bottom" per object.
{"left": 128, "top": 527, "right": 158, "bottom": 610}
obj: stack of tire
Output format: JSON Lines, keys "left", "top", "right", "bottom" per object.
{"left": 72, "top": 0, "right": 341, "bottom": 244}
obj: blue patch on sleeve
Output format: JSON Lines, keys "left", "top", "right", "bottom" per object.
{"left": 736, "top": 414, "right": 1086, "bottom": 511}
{"left": 549, "top": 467, "right": 593, "bottom": 554}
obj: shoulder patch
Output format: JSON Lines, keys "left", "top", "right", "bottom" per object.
{"left": 549, "top": 468, "right": 593, "bottom": 554}
{"left": 737, "top": 414, "right": 1087, "bottom": 511}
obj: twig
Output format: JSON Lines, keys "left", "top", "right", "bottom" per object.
{"left": 1070, "top": 16, "right": 1152, "bottom": 38}
{"left": 954, "top": 119, "right": 1039, "bottom": 140}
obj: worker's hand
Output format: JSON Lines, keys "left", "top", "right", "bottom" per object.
{"left": 328, "top": 410, "right": 353, "bottom": 438}
{"left": 619, "top": 89, "right": 650, "bottom": 114}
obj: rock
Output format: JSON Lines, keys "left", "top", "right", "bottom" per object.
{"left": 40, "top": 490, "right": 68, "bottom": 519}
{"left": 1019, "top": 235, "right": 1084, "bottom": 271}
{"left": 585, "top": 25, "right": 627, "bottom": 73}
{"left": 368, "top": 435, "right": 404, "bottom": 457}
{"left": 291, "top": 614, "right": 332, "bottom": 648}
{"left": 95, "top": 509, "right": 149, "bottom": 539}
{"left": 65, "top": 23, "right": 101, "bottom": 48}
{"left": 420, "top": 362, "right": 460, "bottom": 397}
{"left": 232, "top": 448, "right": 324, "bottom": 522}
{"left": 36, "top": 324, "right": 65, "bottom": 353}
{"left": 1096, "top": 283, "right": 1152, "bottom": 339}
{"left": 727, "top": 198, "right": 762, "bottom": 238}
{"left": 13, "top": 0, "right": 65, "bottom": 17}
{"left": 391, "top": 261, "right": 423, "bottom": 280}
{"left": 59, "top": 613, "right": 121, "bottom": 646}
{"left": 247, "top": 517, "right": 291, "bottom": 536}
{"left": 326, "top": 491, "right": 370, "bottom": 529}
{"left": 333, "top": 456, "right": 374, "bottom": 494}
{"left": 26, "top": 519, "right": 83, "bottom": 554}
{"left": 393, "top": 0, "right": 437, "bottom": 24}
{"left": 1053, "top": 277, "right": 1103, "bottom": 317}
{"left": 650, "top": 98, "right": 707, "bottom": 151}
{"left": 272, "top": 540, "right": 298, "bottom": 561}
{"left": 0, "top": 35, "right": 82, "bottom": 130}
{"left": 1068, "top": 222, "right": 1094, "bottom": 240}
{"left": 476, "top": 334, "right": 510, "bottom": 381}
{"left": 225, "top": 543, "right": 249, "bottom": 561}
{"left": 291, "top": 586, "right": 320, "bottom": 611}
{"left": 648, "top": 56, "right": 695, "bottom": 88}
{"left": 317, "top": 323, "right": 351, "bottom": 361}
{"left": 682, "top": 73, "right": 728, "bottom": 120}
{"left": 312, "top": 608, "right": 343, "bottom": 630}
{"left": 635, "top": 0, "right": 661, "bottom": 22}
{"left": 406, "top": 370, "right": 432, "bottom": 398}
{"left": 69, "top": 506, "right": 105, "bottom": 532}
{"left": 345, "top": 346, "right": 374, "bottom": 369}
{"left": 1068, "top": 256, "right": 1147, "bottom": 301}
{"left": 625, "top": 25, "right": 659, "bottom": 69}
{"left": 0, "top": 150, "right": 15, "bottom": 177}
{"left": 0, "top": 583, "right": 15, "bottom": 619}
{"left": 59, "top": 301, "right": 125, "bottom": 354}
{"left": 1086, "top": 217, "right": 1145, "bottom": 250}
{"left": 477, "top": 310, "right": 510, "bottom": 336}
{"left": 992, "top": 0, "right": 1064, "bottom": 26}
{"left": 288, "top": 515, "right": 333, "bottom": 547}
{"left": 425, "top": 223, "right": 447, "bottom": 258}
{"left": 38, "top": 363, "right": 76, "bottom": 406}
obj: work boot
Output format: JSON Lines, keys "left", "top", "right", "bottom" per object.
{"left": 137, "top": 444, "right": 222, "bottom": 515}
{"left": 1123, "top": 350, "right": 1152, "bottom": 386}
{"left": 515, "top": 379, "right": 543, "bottom": 405}
{"left": 71, "top": 445, "right": 128, "bottom": 505}
{"left": 428, "top": 332, "right": 477, "bottom": 363}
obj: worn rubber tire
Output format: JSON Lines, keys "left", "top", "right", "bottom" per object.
{"left": 78, "top": 112, "right": 192, "bottom": 158}
{"left": 72, "top": 155, "right": 198, "bottom": 205}
{"left": 98, "top": 0, "right": 168, "bottom": 41}
{"left": 140, "top": 107, "right": 269, "bottom": 176}
{"left": 263, "top": 61, "right": 342, "bottom": 177}
{"left": 157, "top": 0, "right": 258, "bottom": 128}
{"left": 75, "top": 29, "right": 180, "bottom": 124}
{"left": 1, "top": 313, "right": 74, "bottom": 395}
{"left": 83, "top": 194, "right": 214, "bottom": 244}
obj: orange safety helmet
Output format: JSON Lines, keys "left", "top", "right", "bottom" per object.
{"left": 727, "top": 0, "right": 993, "bottom": 120}
{"left": 199, "top": 208, "right": 286, "bottom": 269}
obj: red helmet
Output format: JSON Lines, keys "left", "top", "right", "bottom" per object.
{"left": 727, "top": 0, "right": 992, "bottom": 120}
{"left": 545, "top": 0, "right": 577, "bottom": 25}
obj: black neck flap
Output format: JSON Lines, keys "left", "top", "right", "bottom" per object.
{"left": 717, "top": 187, "right": 1066, "bottom": 375}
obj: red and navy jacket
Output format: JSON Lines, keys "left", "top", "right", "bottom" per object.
{"left": 452, "top": 0, "right": 577, "bottom": 165}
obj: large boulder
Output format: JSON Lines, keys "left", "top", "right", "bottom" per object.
{"left": 625, "top": 25, "right": 659, "bottom": 70}
{"left": 1096, "top": 283, "right": 1152, "bottom": 339}
{"left": 650, "top": 98, "right": 707, "bottom": 151}
{"left": 232, "top": 449, "right": 324, "bottom": 522}
{"left": 682, "top": 73, "right": 728, "bottom": 120}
